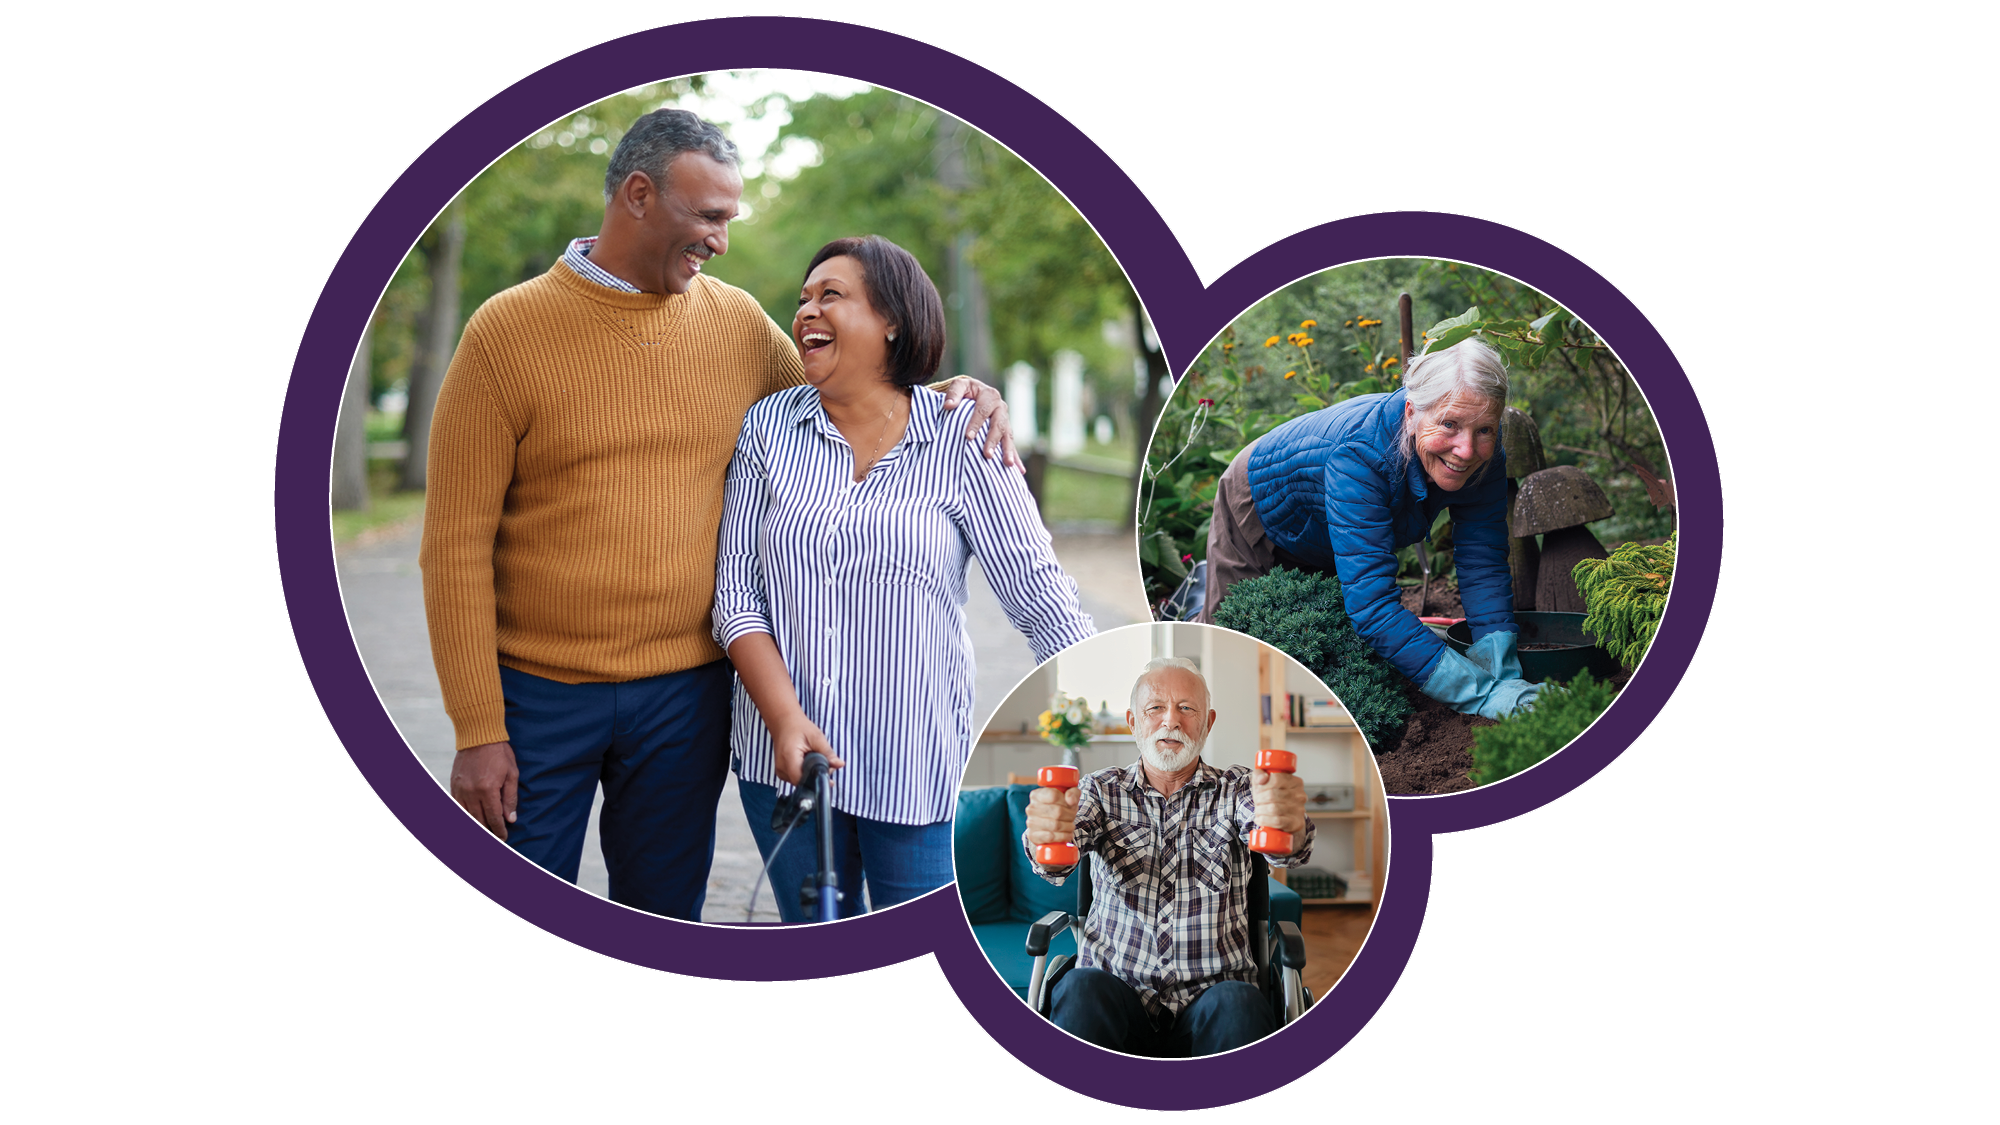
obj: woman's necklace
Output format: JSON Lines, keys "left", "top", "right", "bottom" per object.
{"left": 853, "top": 399, "right": 903, "bottom": 481}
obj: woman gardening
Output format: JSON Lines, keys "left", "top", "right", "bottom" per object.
{"left": 1199, "top": 337, "right": 1539, "bottom": 721}
{"left": 713, "top": 235, "right": 1096, "bottom": 923}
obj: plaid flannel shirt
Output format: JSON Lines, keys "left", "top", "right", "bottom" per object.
{"left": 1026, "top": 758, "right": 1315, "bottom": 1024}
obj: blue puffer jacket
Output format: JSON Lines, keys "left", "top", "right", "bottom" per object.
{"left": 1245, "top": 388, "right": 1515, "bottom": 685}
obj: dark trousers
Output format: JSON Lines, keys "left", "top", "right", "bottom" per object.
{"left": 498, "top": 660, "right": 732, "bottom": 920}
{"left": 1051, "top": 968, "right": 1276, "bottom": 1058}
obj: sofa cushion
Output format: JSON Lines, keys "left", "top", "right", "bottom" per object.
{"left": 1267, "top": 876, "right": 1303, "bottom": 927}
{"left": 973, "top": 922, "right": 1076, "bottom": 999}
{"left": 954, "top": 786, "right": 1015, "bottom": 925}
{"left": 1006, "top": 784, "right": 1082, "bottom": 923}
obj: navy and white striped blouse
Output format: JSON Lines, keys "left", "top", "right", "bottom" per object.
{"left": 713, "top": 384, "right": 1096, "bottom": 825}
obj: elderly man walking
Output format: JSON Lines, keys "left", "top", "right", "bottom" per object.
{"left": 1023, "top": 657, "right": 1313, "bottom": 1057}
{"left": 421, "top": 109, "right": 1011, "bottom": 920}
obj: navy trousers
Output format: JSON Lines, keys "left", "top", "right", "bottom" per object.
{"left": 498, "top": 660, "right": 732, "bottom": 920}
{"left": 1051, "top": 968, "right": 1276, "bottom": 1057}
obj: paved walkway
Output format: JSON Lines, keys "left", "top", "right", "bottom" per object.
{"left": 335, "top": 514, "right": 1144, "bottom": 923}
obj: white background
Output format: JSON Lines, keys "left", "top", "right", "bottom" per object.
{"left": 4, "top": 3, "right": 1989, "bottom": 1120}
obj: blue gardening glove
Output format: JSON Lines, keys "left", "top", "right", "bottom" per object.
{"left": 1421, "top": 639, "right": 1542, "bottom": 721}
{"left": 1465, "top": 631, "right": 1526, "bottom": 682}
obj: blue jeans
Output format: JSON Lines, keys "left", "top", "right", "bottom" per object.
{"left": 498, "top": 660, "right": 732, "bottom": 920}
{"left": 736, "top": 778, "right": 953, "bottom": 924}
{"left": 1052, "top": 968, "right": 1276, "bottom": 1057}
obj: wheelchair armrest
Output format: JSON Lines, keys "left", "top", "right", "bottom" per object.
{"left": 1274, "top": 920, "right": 1306, "bottom": 970}
{"left": 1026, "top": 910, "right": 1073, "bottom": 958}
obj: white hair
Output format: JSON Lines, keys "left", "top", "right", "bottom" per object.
{"left": 1129, "top": 656, "right": 1210, "bottom": 712}
{"left": 1396, "top": 336, "right": 1509, "bottom": 483}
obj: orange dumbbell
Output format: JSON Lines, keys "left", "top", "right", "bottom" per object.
{"left": 1033, "top": 765, "right": 1080, "bottom": 867}
{"left": 1248, "top": 749, "right": 1298, "bottom": 856}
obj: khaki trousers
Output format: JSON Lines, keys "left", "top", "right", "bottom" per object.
{"left": 1199, "top": 441, "right": 1281, "bottom": 623}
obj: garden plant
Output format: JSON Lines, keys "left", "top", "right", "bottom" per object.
{"left": 1208, "top": 568, "right": 1413, "bottom": 750}
{"left": 1467, "top": 671, "right": 1618, "bottom": 786}
{"left": 1572, "top": 533, "right": 1678, "bottom": 669}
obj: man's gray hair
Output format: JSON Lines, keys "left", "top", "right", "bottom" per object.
{"left": 602, "top": 108, "right": 740, "bottom": 203}
{"left": 1396, "top": 336, "right": 1509, "bottom": 481}
{"left": 1129, "top": 656, "right": 1211, "bottom": 712}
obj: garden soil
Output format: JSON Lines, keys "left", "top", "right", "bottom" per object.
{"left": 1398, "top": 583, "right": 1464, "bottom": 619}
{"left": 1371, "top": 664, "right": 1634, "bottom": 795}
{"left": 1374, "top": 691, "right": 1491, "bottom": 795}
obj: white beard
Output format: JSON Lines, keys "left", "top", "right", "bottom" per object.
{"left": 1139, "top": 724, "right": 1206, "bottom": 773}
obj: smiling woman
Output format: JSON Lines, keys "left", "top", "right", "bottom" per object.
{"left": 1202, "top": 337, "right": 1540, "bottom": 724}
{"left": 713, "top": 234, "right": 1098, "bottom": 925}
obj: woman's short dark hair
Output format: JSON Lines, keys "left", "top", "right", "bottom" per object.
{"left": 804, "top": 236, "right": 947, "bottom": 387}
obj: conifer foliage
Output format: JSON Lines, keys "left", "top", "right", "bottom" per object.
{"left": 1468, "top": 671, "right": 1617, "bottom": 785}
{"left": 1571, "top": 532, "right": 1677, "bottom": 669}
{"left": 1210, "top": 567, "right": 1414, "bottom": 750}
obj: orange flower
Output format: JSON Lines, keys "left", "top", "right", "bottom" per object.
{"left": 1284, "top": 371, "right": 1296, "bottom": 379}
{"left": 1383, "top": 356, "right": 1400, "bottom": 367}
{"left": 1264, "top": 335, "right": 1281, "bottom": 347}
{"left": 1364, "top": 363, "right": 1376, "bottom": 373}
{"left": 1300, "top": 319, "right": 1317, "bottom": 329}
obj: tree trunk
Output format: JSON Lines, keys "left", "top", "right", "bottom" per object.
{"left": 1507, "top": 479, "right": 1537, "bottom": 610}
{"left": 331, "top": 319, "right": 373, "bottom": 511}
{"left": 400, "top": 197, "right": 466, "bottom": 492}
{"left": 1125, "top": 299, "right": 1168, "bottom": 528}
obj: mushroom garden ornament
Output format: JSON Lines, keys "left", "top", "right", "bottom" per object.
{"left": 1511, "top": 464, "right": 1614, "bottom": 614}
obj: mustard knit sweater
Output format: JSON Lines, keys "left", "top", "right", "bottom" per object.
{"left": 419, "top": 262, "right": 804, "bottom": 749}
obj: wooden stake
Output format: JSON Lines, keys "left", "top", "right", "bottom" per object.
{"left": 1398, "top": 292, "right": 1414, "bottom": 368}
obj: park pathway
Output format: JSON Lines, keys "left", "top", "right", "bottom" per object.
{"left": 335, "top": 514, "right": 1144, "bottom": 923}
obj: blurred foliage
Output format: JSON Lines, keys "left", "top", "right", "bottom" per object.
{"left": 1138, "top": 260, "right": 1674, "bottom": 606}
{"left": 369, "top": 80, "right": 706, "bottom": 401}
{"left": 1573, "top": 533, "right": 1676, "bottom": 669}
{"left": 717, "top": 87, "right": 1139, "bottom": 436}
{"left": 1209, "top": 567, "right": 1414, "bottom": 750}
{"left": 367, "top": 77, "right": 1143, "bottom": 458}
{"left": 1467, "top": 669, "right": 1616, "bottom": 785}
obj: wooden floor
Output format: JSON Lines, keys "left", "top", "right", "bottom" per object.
{"left": 1299, "top": 904, "right": 1377, "bottom": 999}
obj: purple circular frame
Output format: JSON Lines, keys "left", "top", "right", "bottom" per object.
{"left": 274, "top": 19, "right": 1720, "bottom": 1110}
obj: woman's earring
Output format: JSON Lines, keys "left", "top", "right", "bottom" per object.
{"left": 887, "top": 330, "right": 898, "bottom": 342}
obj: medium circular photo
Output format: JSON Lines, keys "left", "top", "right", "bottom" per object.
{"left": 953, "top": 622, "right": 1387, "bottom": 1058}
{"left": 1140, "top": 259, "right": 1676, "bottom": 795}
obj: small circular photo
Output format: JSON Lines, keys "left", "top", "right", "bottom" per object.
{"left": 953, "top": 622, "right": 1386, "bottom": 1058}
{"left": 1140, "top": 259, "right": 1676, "bottom": 794}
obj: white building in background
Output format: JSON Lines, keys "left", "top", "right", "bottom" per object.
{"left": 1050, "top": 349, "right": 1086, "bottom": 458}
{"left": 1004, "top": 361, "right": 1039, "bottom": 446}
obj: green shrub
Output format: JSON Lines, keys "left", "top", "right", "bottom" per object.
{"left": 1210, "top": 567, "right": 1414, "bottom": 749}
{"left": 1468, "top": 671, "right": 1617, "bottom": 785}
{"left": 1572, "top": 533, "right": 1676, "bottom": 669}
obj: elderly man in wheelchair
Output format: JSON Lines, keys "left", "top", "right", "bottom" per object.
{"left": 1021, "top": 657, "right": 1313, "bottom": 1058}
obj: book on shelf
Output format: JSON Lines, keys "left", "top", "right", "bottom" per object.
{"left": 1303, "top": 698, "right": 1349, "bottom": 727}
